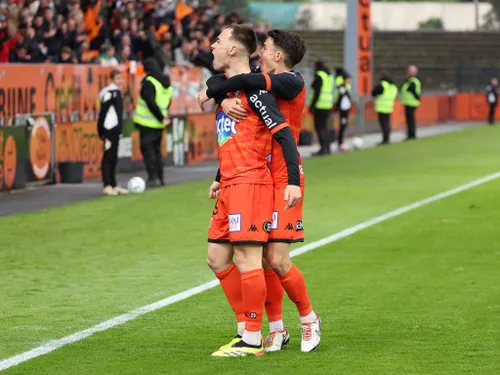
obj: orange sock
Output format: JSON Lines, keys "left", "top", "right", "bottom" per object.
{"left": 241, "top": 268, "right": 267, "bottom": 332}
{"left": 215, "top": 264, "right": 245, "bottom": 323}
{"left": 280, "top": 264, "right": 313, "bottom": 317}
{"left": 264, "top": 269, "right": 284, "bottom": 323}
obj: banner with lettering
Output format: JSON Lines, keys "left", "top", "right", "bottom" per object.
{"left": 0, "top": 65, "right": 206, "bottom": 126}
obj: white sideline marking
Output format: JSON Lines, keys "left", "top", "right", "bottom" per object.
{"left": 1, "top": 171, "right": 500, "bottom": 371}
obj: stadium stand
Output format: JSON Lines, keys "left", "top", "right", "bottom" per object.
{"left": 0, "top": 0, "right": 267, "bottom": 72}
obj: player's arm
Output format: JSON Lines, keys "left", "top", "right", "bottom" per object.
{"left": 206, "top": 74, "right": 229, "bottom": 104}
{"left": 206, "top": 72, "right": 304, "bottom": 101}
{"left": 208, "top": 168, "right": 221, "bottom": 199}
{"left": 246, "top": 89, "right": 300, "bottom": 187}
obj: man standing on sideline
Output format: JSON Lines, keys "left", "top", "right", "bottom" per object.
{"left": 372, "top": 74, "right": 398, "bottom": 145}
{"left": 486, "top": 77, "right": 498, "bottom": 125}
{"left": 401, "top": 65, "right": 421, "bottom": 140}
{"left": 98, "top": 69, "right": 128, "bottom": 196}
{"left": 132, "top": 58, "right": 172, "bottom": 188}
{"left": 335, "top": 73, "right": 352, "bottom": 152}
{"left": 309, "top": 61, "right": 334, "bottom": 156}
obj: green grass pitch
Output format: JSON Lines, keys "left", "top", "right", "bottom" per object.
{"left": 1, "top": 125, "right": 499, "bottom": 374}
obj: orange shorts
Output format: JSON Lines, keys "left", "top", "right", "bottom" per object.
{"left": 268, "top": 184, "right": 305, "bottom": 243}
{"left": 208, "top": 183, "right": 274, "bottom": 245}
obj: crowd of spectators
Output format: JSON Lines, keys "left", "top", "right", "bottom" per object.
{"left": 0, "top": 0, "right": 269, "bottom": 72}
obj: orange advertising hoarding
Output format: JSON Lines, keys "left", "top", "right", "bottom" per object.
{"left": 0, "top": 64, "right": 205, "bottom": 125}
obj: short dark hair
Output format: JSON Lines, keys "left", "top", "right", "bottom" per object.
{"left": 267, "top": 29, "right": 307, "bottom": 69}
{"left": 110, "top": 69, "right": 121, "bottom": 80}
{"left": 225, "top": 24, "right": 257, "bottom": 56}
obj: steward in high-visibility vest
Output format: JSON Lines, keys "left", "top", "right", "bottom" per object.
{"left": 372, "top": 75, "right": 398, "bottom": 145}
{"left": 400, "top": 65, "right": 421, "bottom": 139}
{"left": 401, "top": 76, "right": 421, "bottom": 108}
{"left": 310, "top": 70, "right": 334, "bottom": 110}
{"left": 133, "top": 58, "right": 173, "bottom": 187}
{"left": 309, "top": 61, "right": 334, "bottom": 156}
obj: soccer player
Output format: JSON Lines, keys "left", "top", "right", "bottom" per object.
{"left": 199, "top": 30, "right": 321, "bottom": 353}
{"left": 206, "top": 24, "right": 302, "bottom": 357}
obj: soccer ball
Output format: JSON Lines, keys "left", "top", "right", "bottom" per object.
{"left": 352, "top": 137, "right": 363, "bottom": 150}
{"left": 127, "top": 177, "right": 146, "bottom": 194}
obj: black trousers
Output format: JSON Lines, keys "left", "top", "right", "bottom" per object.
{"left": 338, "top": 110, "right": 349, "bottom": 145}
{"left": 314, "top": 109, "right": 332, "bottom": 153}
{"left": 488, "top": 104, "right": 497, "bottom": 125}
{"left": 136, "top": 124, "right": 164, "bottom": 183}
{"left": 378, "top": 113, "right": 391, "bottom": 143}
{"left": 101, "top": 133, "right": 120, "bottom": 187}
{"left": 405, "top": 106, "right": 417, "bottom": 138}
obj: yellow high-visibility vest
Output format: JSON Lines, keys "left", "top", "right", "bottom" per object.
{"left": 133, "top": 76, "right": 173, "bottom": 128}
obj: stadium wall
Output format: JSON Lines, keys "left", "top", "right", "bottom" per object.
{"left": 251, "top": 1, "right": 493, "bottom": 31}
{"left": 0, "top": 64, "right": 490, "bottom": 191}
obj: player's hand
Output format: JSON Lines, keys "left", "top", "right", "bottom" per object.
{"left": 163, "top": 117, "right": 172, "bottom": 126}
{"left": 209, "top": 181, "right": 221, "bottom": 199}
{"left": 284, "top": 185, "right": 302, "bottom": 211}
{"left": 221, "top": 98, "right": 247, "bottom": 122}
{"left": 197, "top": 90, "right": 210, "bottom": 111}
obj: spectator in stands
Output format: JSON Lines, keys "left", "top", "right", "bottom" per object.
{"left": 1, "top": 0, "right": 269, "bottom": 81}
{"left": 52, "top": 45, "right": 77, "bottom": 64}
{"left": 372, "top": 74, "right": 398, "bottom": 145}
{"left": 100, "top": 44, "right": 119, "bottom": 66}
{"left": 0, "top": 15, "right": 19, "bottom": 62}
{"left": 486, "top": 77, "right": 498, "bottom": 125}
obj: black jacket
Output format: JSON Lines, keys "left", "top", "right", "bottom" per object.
{"left": 372, "top": 76, "right": 394, "bottom": 98}
{"left": 98, "top": 83, "right": 123, "bottom": 139}
{"left": 486, "top": 84, "right": 498, "bottom": 106}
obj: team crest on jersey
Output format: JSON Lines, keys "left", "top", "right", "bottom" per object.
{"left": 216, "top": 111, "right": 238, "bottom": 147}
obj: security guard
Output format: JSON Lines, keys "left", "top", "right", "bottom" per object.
{"left": 98, "top": 69, "right": 127, "bottom": 196}
{"left": 133, "top": 58, "right": 172, "bottom": 187}
{"left": 401, "top": 65, "right": 421, "bottom": 140}
{"left": 309, "top": 61, "right": 334, "bottom": 156}
{"left": 486, "top": 77, "right": 498, "bottom": 125}
{"left": 372, "top": 74, "right": 398, "bottom": 145}
{"left": 335, "top": 74, "right": 352, "bottom": 151}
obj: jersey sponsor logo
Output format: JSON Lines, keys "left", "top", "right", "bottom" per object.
{"left": 262, "top": 221, "right": 272, "bottom": 233}
{"left": 216, "top": 111, "right": 237, "bottom": 147}
{"left": 229, "top": 214, "right": 242, "bottom": 232}
{"left": 249, "top": 92, "right": 278, "bottom": 128}
{"left": 271, "top": 211, "right": 279, "bottom": 230}
{"left": 296, "top": 220, "right": 303, "bottom": 231}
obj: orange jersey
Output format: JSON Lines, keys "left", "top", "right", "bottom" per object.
{"left": 216, "top": 89, "right": 289, "bottom": 186}
{"left": 264, "top": 72, "right": 306, "bottom": 185}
